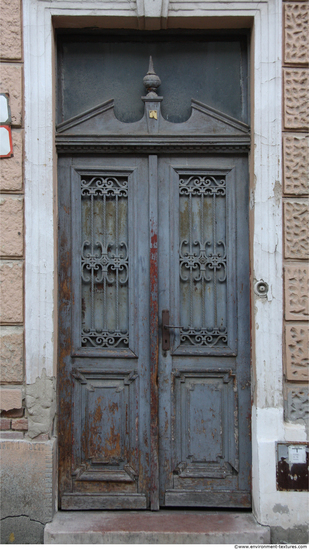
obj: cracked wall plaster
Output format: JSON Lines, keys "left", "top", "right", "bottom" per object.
{"left": 26, "top": 369, "right": 56, "bottom": 438}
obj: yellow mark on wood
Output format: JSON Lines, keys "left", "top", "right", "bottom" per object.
{"left": 149, "top": 110, "right": 157, "bottom": 120}
{"left": 9, "top": 533, "right": 15, "bottom": 543}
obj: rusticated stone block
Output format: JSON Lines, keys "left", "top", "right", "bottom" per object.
{"left": 0, "top": 0, "right": 22, "bottom": 60}
{"left": 0, "top": 130, "right": 23, "bottom": 191}
{"left": 285, "top": 324, "right": 309, "bottom": 381}
{"left": 0, "top": 65, "right": 22, "bottom": 126}
{"left": 283, "top": 134, "right": 309, "bottom": 195}
{"left": 284, "top": 264, "right": 309, "bottom": 320}
{"left": 0, "top": 261, "right": 23, "bottom": 323}
{"left": 0, "top": 196, "right": 23, "bottom": 257}
{"left": 0, "top": 326, "right": 23, "bottom": 384}
{"left": 284, "top": 69, "right": 309, "bottom": 129}
{"left": 284, "top": 385, "right": 309, "bottom": 423}
{"left": 0, "top": 388, "right": 22, "bottom": 411}
{"left": 284, "top": 3, "right": 309, "bottom": 64}
{"left": 284, "top": 200, "right": 309, "bottom": 259}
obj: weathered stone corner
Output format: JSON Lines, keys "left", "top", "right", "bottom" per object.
{"left": 26, "top": 369, "right": 56, "bottom": 439}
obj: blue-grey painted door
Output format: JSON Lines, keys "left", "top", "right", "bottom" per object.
{"left": 58, "top": 155, "right": 152, "bottom": 510}
{"left": 158, "top": 155, "right": 251, "bottom": 508}
{"left": 58, "top": 152, "right": 250, "bottom": 510}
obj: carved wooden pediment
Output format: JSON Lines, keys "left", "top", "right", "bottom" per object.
{"left": 56, "top": 57, "right": 250, "bottom": 153}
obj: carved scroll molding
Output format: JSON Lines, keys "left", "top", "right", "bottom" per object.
{"left": 283, "top": 69, "right": 309, "bottom": 129}
{"left": 283, "top": 134, "right": 309, "bottom": 196}
{"left": 284, "top": 3, "right": 309, "bottom": 65}
{"left": 284, "top": 200, "right": 309, "bottom": 259}
{"left": 284, "top": 264, "right": 309, "bottom": 321}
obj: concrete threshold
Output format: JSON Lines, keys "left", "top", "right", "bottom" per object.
{"left": 44, "top": 510, "right": 270, "bottom": 544}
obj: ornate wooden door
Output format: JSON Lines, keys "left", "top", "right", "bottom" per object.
{"left": 58, "top": 156, "right": 151, "bottom": 510}
{"left": 57, "top": 59, "right": 251, "bottom": 510}
{"left": 158, "top": 156, "right": 251, "bottom": 507}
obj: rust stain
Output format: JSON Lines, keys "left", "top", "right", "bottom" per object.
{"left": 103, "top": 424, "right": 121, "bottom": 459}
{"left": 164, "top": 409, "right": 168, "bottom": 433}
{"left": 94, "top": 402, "right": 103, "bottom": 423}
{"left": 88, "top": 410, "right": 102, "bottom": 459}
{"left": 108, "top": 402, "right": 118, "bottom": 414}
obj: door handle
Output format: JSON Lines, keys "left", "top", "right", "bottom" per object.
{"left": 162, "top": 309, "right": 170, "bottom": 351}
{"left": 162, "top": 310, "right": 184, "bottom": 351}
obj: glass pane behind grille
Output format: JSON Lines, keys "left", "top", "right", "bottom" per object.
{"left": 80, "top": 174, "right": 129, "bottom": 348}
{"left": 179, "top": 174, "right": 227, "bottom": 347}
{"left": 57, "top": 33, "right": 249, "bottom": 125}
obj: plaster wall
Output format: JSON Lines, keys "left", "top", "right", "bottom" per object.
{"left": 0, "top": 0, "right": 305, "bottom": 537}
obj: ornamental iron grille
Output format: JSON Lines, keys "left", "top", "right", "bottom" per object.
{"left": 179, "top": 174, "right": 227, "bottom": 347}
{"left": 80, "top": 174, "right": 129, "bottom": 348}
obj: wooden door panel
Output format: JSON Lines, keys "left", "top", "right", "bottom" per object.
{"left": 58, "top": 155, "right": 150, "bottom": 510}
{"left": 171, "top": 370, "right": 238, "bottom": 477}
{"left": 158, "top": 155, "right": 251, "bottom": 508}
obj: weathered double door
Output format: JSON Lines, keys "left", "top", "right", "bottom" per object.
{"left": 58, "top": 152, "right": 251, "bottom": 510}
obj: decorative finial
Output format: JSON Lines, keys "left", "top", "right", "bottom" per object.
{"left": 143, "top": 56, "right": 161, "bottom": 96}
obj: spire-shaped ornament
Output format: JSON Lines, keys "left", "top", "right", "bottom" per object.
{"left": 143, "top": 56, "right": 161, "bottom": 97}
{"left": 142, "top": 57, "right": 163, "bottom": 134}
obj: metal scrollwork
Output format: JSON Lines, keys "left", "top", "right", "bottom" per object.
{"left": 179, "top": 175, "right": 228, "bottom": 347}
{"left": 80, "top": 175, "right": 129, "bottom": 348}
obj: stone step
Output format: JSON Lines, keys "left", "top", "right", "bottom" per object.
{"left": 44, "top": 510, "right": 270, "bottom": 544}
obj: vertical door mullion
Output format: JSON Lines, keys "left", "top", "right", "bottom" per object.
{"left": 149, "top": 154, "right": 160, "bottom": 510}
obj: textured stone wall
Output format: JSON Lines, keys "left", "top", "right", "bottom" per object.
{"left": 0, "top": 0, "right": 56, "bottom": 543}
{"left": 282, "top": 0, "right": 309, "bottom": 423}
{"left": 0, "top": 0, "right": 25, "bottom": 426}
